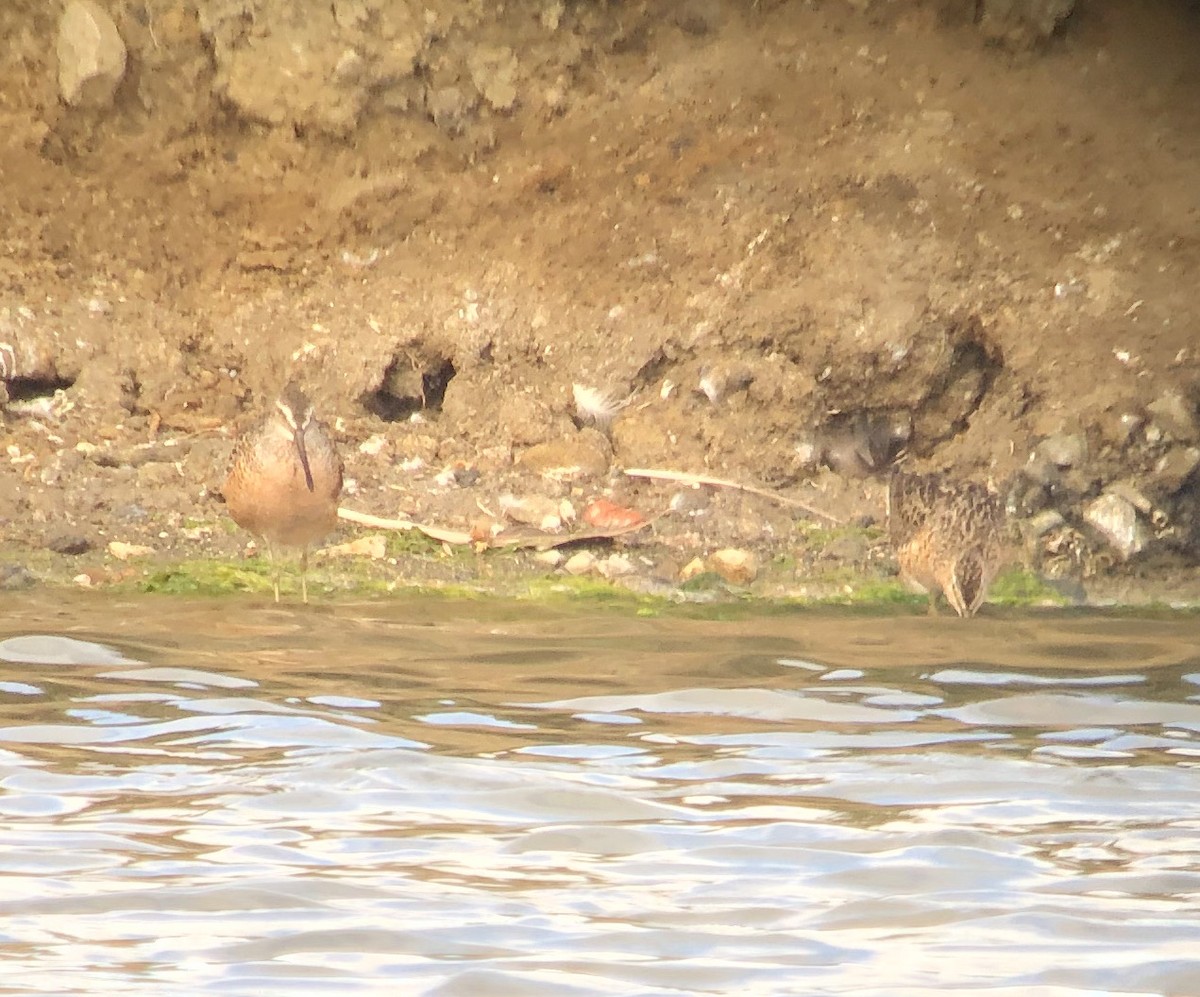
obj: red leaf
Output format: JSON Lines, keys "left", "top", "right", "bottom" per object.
{"left": 583, "top": 498, "right": 644, "bottom": 530}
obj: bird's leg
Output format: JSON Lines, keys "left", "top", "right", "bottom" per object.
{"left": 301, "top": 546, "right": 309, "bottom": 605}
{"left": 267, "top": 540, "right": 280, "bottom": 603}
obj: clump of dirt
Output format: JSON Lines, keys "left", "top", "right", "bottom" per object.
{"left": 0, "top": 0, "right": 1198, "bottom": 602}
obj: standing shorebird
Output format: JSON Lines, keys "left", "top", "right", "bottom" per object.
{"left": 887, "top": 471, "right": 1005, "bottom": 618}
{"left": 222, "top": 384, "right": 343, "bottom": 603}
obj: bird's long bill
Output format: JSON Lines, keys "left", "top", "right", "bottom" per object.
{"left": 294, "top": 431, "right": 316, "bottom": 492}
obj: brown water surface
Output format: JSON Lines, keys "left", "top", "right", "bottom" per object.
{"left": 0, "top": 595, "right": 1198, "bottom": 996}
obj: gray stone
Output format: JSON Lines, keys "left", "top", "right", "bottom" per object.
{"left": 46, "top": 533, "right": 92, "bottom": 556}
{"left": 1147, "top": 389, "right": 1199, "bottom": 441}
{"left": 57, "top": 0, "right": 127, "bottom": 108}
{"left": 1083, "top": 492, "right": 1150, "bottom": 560}
{"left": 1097, "top": 409, "right": 1144, "bottom": 448}
{"left": 668, "top": 488, "right": 712, "bottom": 517}
{"left": 1036, "top": 432, "right": 1087, "bottom": 469}
{"left": 0, "top": 565, "right": 35, "bottom": 590}
{"left": 1027, "top": 509, "right": 1065, "bottom": 538}
{"left": 1151, "top": 446, "right": 1200, "bottom": 496}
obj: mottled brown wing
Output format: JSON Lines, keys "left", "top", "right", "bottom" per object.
{"left": 958, "top": 484, "right": 1005, "bottom": 545}
{"left": 887, "top": 472, "right": 941, "bottom": 544}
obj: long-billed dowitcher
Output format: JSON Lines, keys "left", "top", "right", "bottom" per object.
{"left": 887, "top": 470, "right": 1005, "bottom": 618}
{"left": 222, "top": 384, "right": 343, "bottom": 603}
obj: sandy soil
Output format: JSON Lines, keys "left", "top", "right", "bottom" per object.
{"left": 0, "top": 0, "right": 1198, "bottom": 602}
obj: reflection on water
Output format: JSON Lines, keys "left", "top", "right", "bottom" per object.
{"left": 0, "top": 595, "right": 1197, "bottom": 996}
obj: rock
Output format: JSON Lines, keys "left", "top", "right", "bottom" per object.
{"left": 678, "top": 556, "right": 708, "bottom": 582}
{"left": 697, "top": 362, "right": 753, "bottom": 404}
{"left": 517, "top": 434, "right": 610, "bottom": 478}
{"left": 1152, "top": 446, "right": 1200, "bottom": 495}
{"left": 1027, "top": 509, "right": 1065, "bottom": 538}
{"left": 468, "top": 46, "right": 519, "bottom": 112}
{"left": 1147, "top": 389, "right": 1199, "bottom": 441}
{"left": 211, "top": 10, "right": 369, "bottom": 135}
{"left": 0, "top": 565, "right": 35, "bottom": 590}
{"left": 1021, "top": 455, "right": 1060, "bottom": 487}
{"left": 46, "top": 533, "right": 92, "bottom": 556}
{"left": 1097, "top": 408, "right": 1144, "bottom": 448}
{"left": 1036, "top": 432, "right": 1087, "bottom": 469}
{"left": 707, "top": 548, "right": 759, "bottom": 585}
{"left": 533, "top": 549, "right": 563, "bottom": 569}
{"left": 57, "top": 0, "right": 127, "bottom": 108}
{"left": 596, "top": 554, "right": 635, "bottom": 579}
{"left": 108, "top": 541, "right": 156, "bottom": 560}
{"left": 668, "top": 488, "right": 712, "bottom": 517}
{"left": 319, "top": 535, "right": 387, "bottom": 560}
{"left": 498, "top": 494, "right": 563, "bottom": 530}
{"left": 563, "top": 551, "right": 596, "bottom": 576}
{"left": 359, "top": 434, "right": 388, "bottom": 457}
{"left": 1105, "top": 481, "right": 1155, "bottom": 517}
{"left": 435, "top": 461, "right": 480, "bottom": 488}
{"left": 1009, "top": 471, "right": 1053, "bottom": 517}
{"left": 1082, "top": 492, "right": 1149, "bottom": 561}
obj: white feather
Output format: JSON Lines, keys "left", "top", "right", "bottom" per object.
{"left": 572, "top": 383, "right": 629, "bottom": 426}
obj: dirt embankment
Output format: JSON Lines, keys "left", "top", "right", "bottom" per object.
{"left": 0, "top": 0, "right": 1198, "bottom": 600}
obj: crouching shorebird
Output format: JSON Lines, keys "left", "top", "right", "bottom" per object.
{"left": 887, "top": 470, "right": 1005, "bottom": 618}
{"left": 222, "top": 383, "right": 343, "bottom": 603}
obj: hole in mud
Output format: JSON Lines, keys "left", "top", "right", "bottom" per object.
{"left": 5, "top": 375, "right": 75, "bottom": 403}
{"left": 907, "top": 316, "right": 1004, "bottom": 455}
{"left": 813, "top": 410, "right": 913, "bottom": 476}
{"left": 632, "top": 348, "right": 674, "bottom": 389}
{"left": 362, "top": 356, "right": 456, "bottom": 422}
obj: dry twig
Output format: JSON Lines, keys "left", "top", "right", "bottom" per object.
{"left": 623, "top": 467, "right": 843, "bottom": 524}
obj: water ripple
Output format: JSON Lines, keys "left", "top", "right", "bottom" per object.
{"left": 0, "top": 602, "right": 1196, "bottom": 995}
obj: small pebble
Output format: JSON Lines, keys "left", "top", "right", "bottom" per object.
{"left": 564, "top": 551, "right": 596, "bottom": 575}
{"left": 707, "top": 548, "right": 759, "bottom": 585}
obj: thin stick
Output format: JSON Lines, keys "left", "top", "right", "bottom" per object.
{"left": 623, "top": 467, "right": 844, "bottom": 524}
{"left": 338, "top": 507, "right": 415, "bottom": 530}
{"left": 337, "top": 507, "right": 473, "bottom": 545}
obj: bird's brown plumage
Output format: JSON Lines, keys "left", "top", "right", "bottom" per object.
{"left": 887, "top": 471, "right": 1005, "bottom": 618}
{"left": 222, "top": 384, "right": 343, "bottom": 602}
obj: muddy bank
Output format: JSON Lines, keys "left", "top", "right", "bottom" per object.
{"left": 0, "top": 0, "right": 1198, "bottom": 604}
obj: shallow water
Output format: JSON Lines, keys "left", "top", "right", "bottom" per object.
{"left": 0, "top": 595, "right": 1197, "bottom": 996}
